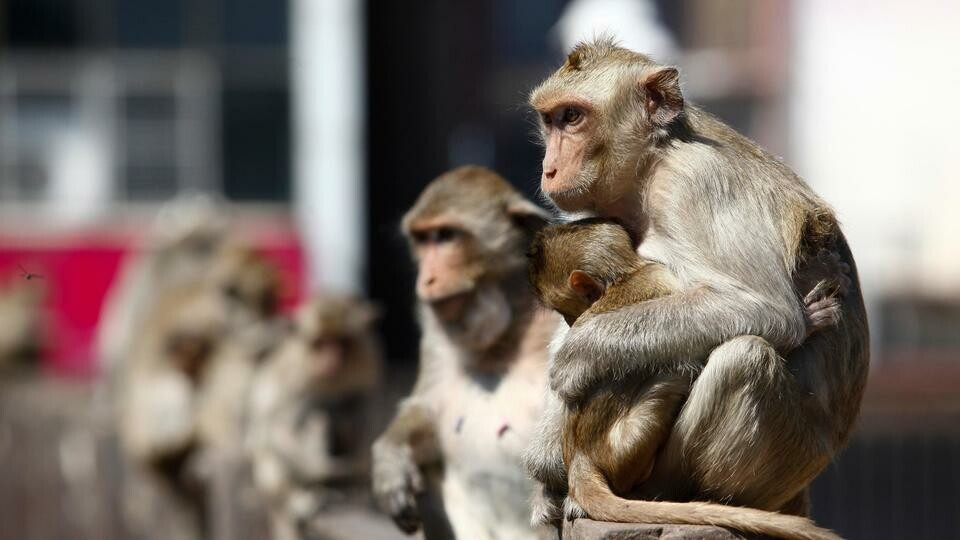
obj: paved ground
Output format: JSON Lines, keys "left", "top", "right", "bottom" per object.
{"left": 0, "top": 376, "right": 407, "bottom": 540}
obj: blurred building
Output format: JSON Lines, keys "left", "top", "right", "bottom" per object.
{"left": 0, "top": 0, "right": 304, "bottom": 375}
{"left": 0, "top": 0, "right": 290, "bottom": 207}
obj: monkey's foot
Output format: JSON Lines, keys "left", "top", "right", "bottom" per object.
{"left": 563, "top": 497, "right": 588, "bottom": 522}
{"left": 530, "top": 487, "right": 563, "bottom": 528}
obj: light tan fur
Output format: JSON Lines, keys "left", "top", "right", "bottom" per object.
{"left": 117, "top": 242, "right": 283, "bottom": 540}
{"left": 248, "top": 295, "right": 382, "bottom": 540}
{"left": 371, "top": 166, "right": 556, "bottom": 540}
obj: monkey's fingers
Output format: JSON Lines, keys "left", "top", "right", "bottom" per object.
{"left": 530, "top": 485, "right": 564, "bottom": 527}
{"left": 563, "top": 496, "right": 589, "bottom": 522}
{"left": 803, "top": 277, "right": 848, "bottom": 307}
{"left": 813, "top": 251, "right": 852, "bottom": 294}
{"left": 805, "top": 297, "right": 843, "bottom": 337}
{"left": 389, "top": 490, "right": 422, "bottom": 534}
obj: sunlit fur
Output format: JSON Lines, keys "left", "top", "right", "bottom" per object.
{"left": 525, "top": 38, "right": 868, "bottom": 538}
{"left": 372, "top": 166, "right": 557, "bottom": 539}
{"left": 524, "top": 220, "right": 839, "bottom": 539}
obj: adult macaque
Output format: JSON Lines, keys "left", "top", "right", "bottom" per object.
{"left": 371, "top": 166, "right": 556, "bottom": 539}
{"left": 527, "top": 219, "right": 843, "bottom": 539}
{"left": 118, "top": 244, "right": 282, "bottom": 540}
{"left": 247, "top": 295, "right": 382, "bottom": 540}
{"left": 97, "top": 195, "right": 227, "bottom": 378}
{"left": 525, "top": 37, "right": 869, "bottom": 531}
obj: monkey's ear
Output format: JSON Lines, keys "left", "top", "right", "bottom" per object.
{"left": 640, "top": 67, "right": 684, "bottom": 126}
{"left": 507, "top": 198, "right": 552, "bottom": 234}
{"left": 568, "top": 270, "right": 603, "bottom": 304}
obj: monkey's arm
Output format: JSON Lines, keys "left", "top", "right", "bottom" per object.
{"left": 553, "top": 282, "right": 806, "bottom": 402}
{"left": 522, "top": 389, "right": 568, "bottom": 527}
{"left": 371, "top": 397, "right": 439, "bottom": 534}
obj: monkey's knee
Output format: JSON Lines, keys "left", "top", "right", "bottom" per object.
{"left": 702, "top": 335, "right": 782, "bottom": 387}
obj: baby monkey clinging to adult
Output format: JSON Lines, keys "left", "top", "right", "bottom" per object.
{"left": 528, "top": 218, "right": 691, "bottom": 498}
{"left": 527, "top": 219, "right": 841, "bottom": 540}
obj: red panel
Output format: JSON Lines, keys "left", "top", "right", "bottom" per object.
{"left": 0, "top": 220, "right": 306, "bottom": 379}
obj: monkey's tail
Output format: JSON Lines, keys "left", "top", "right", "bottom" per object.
{"left": 573, "top": 461, "right": 841, "bottom": 540}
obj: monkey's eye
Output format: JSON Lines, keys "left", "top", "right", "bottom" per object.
{"left": 432, "top": 226, "right": 460, "bottom": 243}
{"left": 541, "top": 112, "right": 552, "bottom": 125}
{"left": 562, "top": 108, "right": 582, "bottom": 125}
{"left": 412, "top": 226, "right": 463, "bottom": 245}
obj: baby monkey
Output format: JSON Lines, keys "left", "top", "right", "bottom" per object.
{"left": 527, "top": 219, "right": 842, "bottom": 539}
{"left": 528, "top": 219, "right": 690, "bottom": 500}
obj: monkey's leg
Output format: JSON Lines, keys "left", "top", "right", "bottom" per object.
{"left": 602, "top": 375, "right": 688, "bottom": 496}
{"left": 645, "top": 336, "right": 831, "bottom": 512}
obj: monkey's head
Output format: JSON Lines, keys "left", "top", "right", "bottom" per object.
{"left": 207, "top": 245, "right": 282, "bottom": 325}
{"left": 530, "top": 37, "right": 686, "bottom": 212}
{"left": 295, "top": 295, "right": 380, "bottom": 381}
{"left": 528, "top": 219, "right": 638, "bottom": 326}
{"left": 151, "top": 195, "right": 228, "bottom": 282}
{"left": 402, "top": 166, "right": 550, "bottom": 349}
{"left": 160, "top": 291, "right": 226, "bottom": 382}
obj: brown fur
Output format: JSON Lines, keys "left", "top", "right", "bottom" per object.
{"left": 524, "top": 37, "right": 867, "bottom": 538}
{"left": 528, "top": 220, "right": 840, "bottom": 540}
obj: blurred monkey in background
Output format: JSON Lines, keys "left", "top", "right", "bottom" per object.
{"left": 118, "top": 242, "right": 283, "bottom": 540}
{"left": 96, "top": 195, "right": 227, "bottom": 380}
{"left": 247, "top": 295, "right": 382, "bottom": 540}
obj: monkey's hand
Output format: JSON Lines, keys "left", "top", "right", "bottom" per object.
{"left": 371, "top": 440, "right": 424, "bottom": 534}
{"left": 803, "top": 250, "right": 851, "bottom": 338}
{"left": 549, "top": 340, "right": 598, "bottom": 404}
{"left": 530, "top": 483, "right": 564, "bottom": 529}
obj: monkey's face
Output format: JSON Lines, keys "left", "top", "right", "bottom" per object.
{"left": 296, "top": 296, "right": 379, "bottom": 381}
{"left": 530, "top": 45, "right": 686, "bottom": 213}
{"left": 407, "top": 221, "right": 485, "bottom": 322}
{"left": 209, "top": 247, "right": 281, "bottom": 324}
{"left": 306, "top": 334, "right": 352, "bottom": 379}
{"left": 532, "top": 100, "right": 599, "bottom": 212}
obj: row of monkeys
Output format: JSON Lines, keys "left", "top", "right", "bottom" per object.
{"left": 99, "top": 198, "right": 382, "bottom": 540}
{"left": 107, "top": 39, "right": 869, "bottom": 540}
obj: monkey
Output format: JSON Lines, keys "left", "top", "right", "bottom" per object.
{"left": 371, "top": 166, "right": 558, "bottom": 540}
{"left": 117, "top": 242, "right": 283, "bottom": 540}
{"left": 96, "top": 195, "right": 227, "bottom": 379}
{"left": 247, "top": 294, "right": 382, "bottom": 540}
{"left": 526, "top": 219, "right": 846, "bottom": 539}
{"left": 523, "top": 37, "right": 869, "bottom": 534}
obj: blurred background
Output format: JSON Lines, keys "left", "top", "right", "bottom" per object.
{"left": 1, "top": 1, "right": 959, "bottom": 539}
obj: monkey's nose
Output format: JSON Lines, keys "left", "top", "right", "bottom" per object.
{"left": 426, "top": 276, "right": 436, "bottom": 285}
{"left": 544, "top": 167, "right": 557, "bottom": 180}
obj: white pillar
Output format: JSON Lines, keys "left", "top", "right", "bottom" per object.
{"left": 291, "top": 0, "right": 366, "bottom": 294}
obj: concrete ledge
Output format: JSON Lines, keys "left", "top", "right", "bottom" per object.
{"left": 563, "top": 519, "right": 762, "bottom": 539}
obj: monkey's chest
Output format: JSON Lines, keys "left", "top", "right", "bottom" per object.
{"left": 436, "top": 373, "right": 541, "bottom": 474}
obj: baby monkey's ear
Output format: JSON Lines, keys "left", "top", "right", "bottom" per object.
{"left": 568, "top": 270, "right": 603, "bottom": 304}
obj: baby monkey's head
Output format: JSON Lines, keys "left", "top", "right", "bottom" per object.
{"left": 527, "top": 218, "right": 639, "bottom": 326}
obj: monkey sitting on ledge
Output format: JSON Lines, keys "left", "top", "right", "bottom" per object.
{"left": 527, "top": 219, "right": 844, "bottom": 540}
